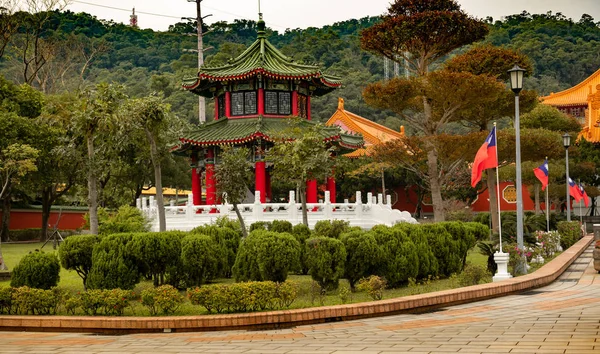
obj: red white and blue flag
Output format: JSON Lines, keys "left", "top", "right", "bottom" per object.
{"left": 568, "top": 178, "right": 583, "bottom": 202}
{"left": 533, "top": 159, "right": 549, "bottom": 191}
{"left": 579, "top": 183, "right": 590, "bottom": 207}
{"left": 471, "top": 127, "right": 498, "bottom": 187}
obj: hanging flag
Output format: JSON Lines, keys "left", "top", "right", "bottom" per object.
{"left": 533, "top": 159, "right": 549, "bottom": 191}
{"left": 579, "top": 183, "right": 590, "bottom": 207}
{"left": 471, "top": 127, "right": 498, "bottom": 187}
{"left": 568, "top": 178, "right": 582, "bottom": 202}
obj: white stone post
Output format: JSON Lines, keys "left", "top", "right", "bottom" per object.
{"left": 288, "top": 191, "right": 297, "bottom": 224}
{"left": 386, "top": 195, "right": 392, "bottom": 208}
{"left": 356, "top": 191, "right": 363, "bottom": 220}
{"left": 366, "top": 192, "right": 373, "bottom": 206}
{"left": 253, "top": 191, "right": 263, "bottom": 222}
{"left": 136, "top": 198, "right": 142, "bottom": 210}
{"left": 493, "top": 252, "right": 512, "bottom": 282}
{"left": 377, "top": 193, "right": 383, "bottom": 205}
{"left": 186, "top": 195, "right": 194, "bottom": 220}
{"left": 324, "top": 191, "right": 332, "bottom": 219}
{"left": 141, "top": 197, "right": 147, "bottom": 211}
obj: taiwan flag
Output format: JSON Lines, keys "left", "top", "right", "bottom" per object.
{"left": 579, "top": 183, "right": 590, "bottom": 207}
{"left": 533, "top": 159, "right": 549, "bottom": 191}
{"left": 568, "top": 178, "right": 583, "bottom": 202}
{"left": 471, "top": 127, "right": 498, "bottom": 187}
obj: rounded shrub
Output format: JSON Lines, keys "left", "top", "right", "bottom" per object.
{"left": 249, "top": 221, "right": 271, "bottom": 232}
{"left": 341, "top": 230, "right": 380, "bottom": 290}
{"left": 557, "top": 221, "right": 581, "bottom": 249}
{"left": 305, "top": 236, "right": 346, "bottom": 291}
{"left": 270, "top": 220, "right": 293, "bottom": 233}
{"left": 463, "top": 222, "right": 490, "bottom": 242}
{"left": 128, "top": 232, "right": 185, "bottom": 286}
{"left": 87, "top": 233, "right": 141, "bottom": 290}
{"left": 97, "top": 206, "right": 149, "bottom": 236}
{"left": 191, "top": 225, "right": 240, "bottom": 278}
{"left": 232, "top": 230, "right": 300, "bottom": 282}
{"left": 313, "top": 220, "right": 350, "bottom": 239}
{"left": 292, "top": 223, "right": 312, "bottom": 274}
{"left": 421, "top": 224, "right": 463, "bottom": 277}
{"left": 58, "top": 235, "right": 98, "bottom": 290}
{"left": 181, "top": 234, "right": 222, "bottom": 287}
{"left": 11, "top": 251, "right": 60, "bottom": 289}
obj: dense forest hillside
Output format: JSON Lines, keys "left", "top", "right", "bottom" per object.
{"left": 1, "top": 10, "right": 599, "bottom": 129}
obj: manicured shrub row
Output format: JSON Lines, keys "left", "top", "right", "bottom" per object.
{"left": 557, "top": 221, "right": 582, "bottom": 249}
{"left": 188, "top": 280, "right": 298, "bottom": 313}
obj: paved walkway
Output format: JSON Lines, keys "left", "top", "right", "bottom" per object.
{"left": 0, "top": 245, "right": 598, "bottom": 354}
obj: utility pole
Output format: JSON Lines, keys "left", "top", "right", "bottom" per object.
{"left": 187, "top": 0, "right": 206, "bottom": 124}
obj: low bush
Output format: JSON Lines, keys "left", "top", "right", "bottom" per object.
{"left": 458, "top": 263, "right": 490, "bottom": 287}
{"left": 249, "top": 221, "right": 271, "bottom": 232}
{"left": 96, "top": 206, "right": 150, "bottom": 236}
{"left": 0, "top": 287, "right": 14, "bottom": 314}
{"left": 356, "top": 275, "right": 387, "bottom": 300}
{"left": 12, "top": 286, "right": 62, "bottom": 315}
{"left": 11, "top": 250, "right": 60, "bottom": 289}
{"left": 291, "top": 223, "right": 312, "bottom": 275}
{"left": 305, "top": 237, "right": 346, "bottom": 291}
{"left": 8, "top": 228, "right": 42, "bottom": 241}
{"left": 341, "top": 230, "right": 380, "bottom": 290}
{"left": 87, "top": 233, "right": 140, "bottom": 290}
{"left": 191, "top": 225, "right": 240, "bottom": 278}
{"left": 73, "top": 289, "right": 134, "bottom": 316}
{"left": 181, "top": 234, "right": 222, "bottom": 287}
{"left": 270, "top": 220, "right": 293, "bottom": 233}
{"left": 557, "top": 221, "right": 581, "bottom": 250}
{"left": 141, "top": 285, "right": 183, "bottom": 315}
{"left": 128, "top": 232, "right": 184, "bottom": 286}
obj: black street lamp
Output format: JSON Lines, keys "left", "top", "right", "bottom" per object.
{"left": 563, "top": 133, "right": 571, "bottom": 222}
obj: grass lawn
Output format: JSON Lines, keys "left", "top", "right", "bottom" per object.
{"left": 0, "top": 241, "right": 497, "bottom": 316}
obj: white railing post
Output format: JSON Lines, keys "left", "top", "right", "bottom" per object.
{"left": 186, "top": 194, "right": 194, "bottom": 220}
{"left": 377, "top": 193, "right": 383, "bottom": 205}
{"left": 141, "top": 197, "right": 147, "bottom": 211}
{"left": 136, "top": 198, "right": 142, "bottom": 210}
{"left": 253, "top": 191, "right": 263, "bottom": 222}
{"left": 386, "top": 195, "right": 392, "bottom": 208}
{"left": 356, "top": 191, "right": 363, "bottom": 220}
{"left": 366, "top": 192, "right": 373, "bottom": 206}
{"left": 324, "top": 191, "right": 332, "bottom": 219}
{"left": 288, "top": 190, "right": 297, "bottom": 224}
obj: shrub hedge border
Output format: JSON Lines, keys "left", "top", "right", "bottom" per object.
{"left": 0, "top": 235, "right": 592, "bottom": 334}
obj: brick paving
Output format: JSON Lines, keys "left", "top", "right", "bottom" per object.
{"left": 0, "top": 244, "right": 598, "bottom": 353}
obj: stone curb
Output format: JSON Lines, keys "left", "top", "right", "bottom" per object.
{"left": 0, "top": 235, "right": 592, "bottom": 334}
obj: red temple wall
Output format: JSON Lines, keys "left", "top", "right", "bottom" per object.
{"left": 0, "top": 209, "right": 87, "bottom": 230}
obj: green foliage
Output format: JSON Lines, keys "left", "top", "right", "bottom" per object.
{"left": 356, "top": 275, "right": 387, "bottom": 300}
{"left": 421, "top": 224, "right": 463, "bottom": 277}
{"left": 305, "top": 237, "right": 346, "bottom": 291}
{"left": 76, "top": 289, "right": 135, "bottom": 316}
{"left": 291, "top": 223, "right": 312, "bottom": 275}
{"left": 127, "top": 232, "right": 183, "bottom": 286}
{"left": 0, "top": 287, "right": 14, "bottom": 314}
{"left": 180, "top": 234, "right": 222, "bottom": 287}
{"left": 249, "top": 221, "right": 271, "bottom": 232}
{"left": 101, "top": 288, "right": 135, "bottom": 316}
{"left": 458, "top": 263, "right": 490, "bottom": 287}
{"left": 314, "top": 220, "right": 350, "bottom": 239}
{"left": 191, "top": 225, "right": 240, "bottom": 278}
{"left": 11, "top": 250, "right": 60, "bottom": 289}
{"left": 78, "top": 289, "right": 105, "bottom": 315}
{"left": 270, "top": 220, "right": 293, "bottom": 233}
{"left": 232, "top": 230, "right": 300, "bottom": 283}
{"left": 11, "top": 286, "right": 62, "bottom": 315}
{"left": 477, "top": 241, "right": 498, "bottom": 275}
{"left": 87, "top": 233, "right": 140, "bottom": 290}
{"left": 58, "top": 235, "right": 98, "bottom": 289}
{"left": 341, "top": 230, "right": 380, "bottom": 289}
{"left": 521, "top": 104, "right": 582, "bottom": 132}
{"left": 97, "top": 206, "right": 150, "bottom": 236}
{"left": 141, "top": 285, "right": 183, "bottom": 315}
{"left": 463, "top": 222, "right": 490, "bottom": 242}
{"left": 557, "top": 221, "right": 582, "bottom": 250}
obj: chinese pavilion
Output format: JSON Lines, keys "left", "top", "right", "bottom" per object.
{"left": 173, "top": 15, "right": 363, "bottom": 206}
{"left": 542, "top": 67, "right": 600, "bottom": 142}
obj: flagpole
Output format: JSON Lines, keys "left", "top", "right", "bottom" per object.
{"left": 545, "top": 156, "right": 549, "bottom": 232}
{"left": 493, "top": 123, "right": 503, "bottom": 253}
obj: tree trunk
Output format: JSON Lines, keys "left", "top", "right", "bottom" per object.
{"left": 145, "top": 129, "right": 166, "bottom": 232}
{"left": 1, "top": 190, "right": 11, "bottom": 243}
{"left": 87, "top": 131, "right": 99, "bottom": 235}
{"left": 299, "top": 184, "right": 308, "bottom": 227}
{"left": 41, "top": 187, "right": 52, "bottom": 241}
{"left": 425, "top": 144, "right": 445, "bottom": 222}
{"left": 534, "top": 184, "right": 541, "bottom": 214}
{"left": 233, "top": 203, "right": 247, "bottom": 237}
{"left": 487, "top": 172, "right": 499, "bottom": 236}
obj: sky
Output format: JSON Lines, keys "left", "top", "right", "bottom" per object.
{"left": 48, "top": 0, "right": 600, "bottom": 32}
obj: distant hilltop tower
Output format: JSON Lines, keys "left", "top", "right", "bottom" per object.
{"left": 130, "top": 8, "right": 138, "bottom": 28}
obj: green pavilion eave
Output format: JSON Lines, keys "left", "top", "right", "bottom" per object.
{"left": 178, "top": 14, "right": 362, "bottom": 207}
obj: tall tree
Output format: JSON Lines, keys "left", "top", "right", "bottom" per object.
{"left": 215, "top": 146, "right": 252, "bottom": 237}
{"left": 360, "top": 0, "right": 489, "bottom": 221}
{"left": 266, "top": 120, "right": 335, "bottom": 226}
{"left": 73, "top": 83, "right": 125, "bottom": 235}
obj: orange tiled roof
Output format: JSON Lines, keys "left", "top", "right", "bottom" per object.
{"left": 541, "top": 67, "right": 600, "bottom": 107}
{"left": 325, "top": 98, "right": 404, "bottom": 148}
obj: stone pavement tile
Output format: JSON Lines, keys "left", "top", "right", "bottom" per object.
{"left": 564, "top": 351, "right": 599, "bottom": 354}
{"left": 284, "top": 351, "right": 333, "bottom": 354}
{"left": 330, "top": 351, "right": 382, "bottom": 354}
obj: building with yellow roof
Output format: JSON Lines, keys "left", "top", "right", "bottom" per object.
{"left": 541, "top": 67, "right": 600, "bottom": 142}
{"left": 325, "top": 97, "right": 405, "bottom": 157}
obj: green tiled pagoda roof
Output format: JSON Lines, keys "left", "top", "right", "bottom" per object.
{"left": 183, "top": 19, "right": 342, "bottom": 97}
{"left": 172, "top": 117, "right": 364, "bottom": 153}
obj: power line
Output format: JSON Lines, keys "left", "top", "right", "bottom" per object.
{"left": 70, "top": 0, "right": 287, "bottom": 29}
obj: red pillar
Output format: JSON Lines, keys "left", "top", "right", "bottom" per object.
{"left": 327, "top": 176, "right": 336, "bottom": 203}
{"left": 292, "top": 91, "right": 298, "bottom": 116}
{"left": 307, "top": 96, "right": 311, "bottom": 121}
{"left": 205, "top": 149, "right": 216, "bottom": 207}
{"left": 255, "top": 161, "right": 266, "bottom": 203}
{"left": 307, "top": 179, "right": 317, "bottom": 203}
{"left": 258, "top": 88, "right": 265, "bottom": 116}
{"left": 191, "top": 154, "right": 202, "bottom": 206}
{"left": 225, "top": 91, "right": 231, "bottom": 118}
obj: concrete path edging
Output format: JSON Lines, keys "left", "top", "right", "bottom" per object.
{"left": 0, "top": 235, "right": 593, "bottom": 334}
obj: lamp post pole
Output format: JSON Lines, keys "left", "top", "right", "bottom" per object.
{"left": 508, "top": 64, "right": 526, "bottom": 275}
{"left": 563, "top": 133, "right": 571, "bottom": 222}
